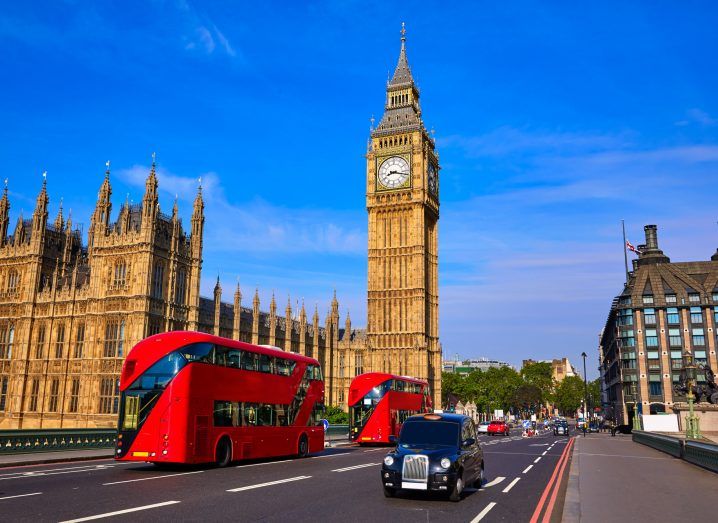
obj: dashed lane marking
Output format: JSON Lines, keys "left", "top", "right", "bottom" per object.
{"left": 482, "top": 476, "right": 505, "bottom": 488}
{"left": 102, "top": 470, "right": 203, "bottom": 486}
{"left": 310, "top": 452, "right": 352, "bottom": 459}
{"left": 0, "top": 492, "right": 42, "bottom": 501}
{"left": 523, "top": 465, "right": 533, "bottom": 474}
{"left": 542, "top": 451, "right": 548, "bottom": 456}
{"left": 0, "top": 466, "right": 115, "bottom": 482}
{"left": 502, "top": 477, "right": 521, "bottom": 493}
{"left": 0, "top": 464, "right": 114, "bottom": 478}
{"left": 332, "top": 462, "right": 379, "bottom": 472}
{"left": 59, "top": 500, "right": 181, "bottom": 522}
{"left": 469, "top": 502, "right": 496, "bottom": 523}
{"left": 534, "top": 457, "right": 542, "bottom": 463}
{"left": 227, "top": 476, "right": 312, "bottom": 492}
{"left": 235, "top": 459, "right": 294, "bottom": 469}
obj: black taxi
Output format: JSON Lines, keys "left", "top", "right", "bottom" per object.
{"left": 380, "top": 413, "right": 484, "bottom": 501}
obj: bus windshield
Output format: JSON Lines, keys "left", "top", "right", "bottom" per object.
{"left": 399, "top": 421, "right": 459, "bottom": 448}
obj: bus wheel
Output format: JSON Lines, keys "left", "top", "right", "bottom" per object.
{"left": 215, "top": 438, "right": 232, "bottom": 468}
{"left": 298, "top": 434, "right": 309, "bottom": 458}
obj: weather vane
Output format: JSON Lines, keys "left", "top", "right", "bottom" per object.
{"left": 152, "top": 152, "right": 156, "bottom": 164}
{"left": 198, "top": 176, "right": 202, "bottom": 188}
{"left": 105, "top": 160, "right": 111, "bottom": 171}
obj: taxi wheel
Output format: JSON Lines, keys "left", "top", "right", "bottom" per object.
{"left": 383, "top": 486, "right": 396, "bottom": 498}
{"left": 449, "top": 470, "right": 464, "bottom": 502}
{"left": 473, "top": 464, "right": 485, "bottom": 488}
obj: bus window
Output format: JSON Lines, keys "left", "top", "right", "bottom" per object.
{"left": 242, "top": 353, "right": 258, "bottom": 372}
{"left": 243, "top": 403, "right": 258, "bottom": 426}
{"left": 275, "top": 404, "right": 289, "bottom": 426}
{"left": 226, "top": 349, "right": 242, "bottom": 369}
{"left": 276, "top": 358, "right": 292, "bottom": 376}
{"left": 180, "top": 343, "right": 214, "bottom": 363}
{"left": 259, "top": 354, "right": 274, "bottom": 373}
{"left": 311, "top": 403, "right": 325, "bottom": 425}
{"left": 214, "top": 400, "right": 233, "bottom": 427}
{"left": 214, "top": 346, "right": 228, "bottom": 367}
{"left": 128, "top": 351, "right": 186, "bottom": 391}
{"left": 257, "top": 404, "right": 274, "bottom": 426}
{"left": 313, "top": 366, "right": 323, "bottom": 381}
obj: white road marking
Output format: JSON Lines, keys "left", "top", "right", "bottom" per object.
{"left": 470, "top": 502, "right": 496, "bottom": 522}
{"left": 534, "top": 457, "right": 542, "bottom": 463}
{"left": 542, "top": 451, "right": 548, "bottom": 456}
{"left": 310, "top": 452, "right": 351, "bottom": 459}
{"left": 235, "top": 459, "right": 294, "bottom": 468}
{"left": 522, "top": 465, "right": 533, "bottom": 474}
{"left": 227, "top": 475, "right": 311, "bottom": 492}
{"left": 363, "top": 448, "right": 385, "bottom": 452}
{"left": 0, "top": 464, "right": 113, "bottom": 478}
{"left": 102, "top": 470, "right": 203, "bottom": 485}
{"left": 529, "top": 444, "right": 549, "bottom": 447}
{"left": 0, "top": 492, "right": 42, "bottom": 501}
{"left": 482, "top": 476, "right": 505, "bottom": 488}
{"left": 502, "top": 477, "right": 520, "bottom": 493}
{"left": 0, "top": 466, "right": 115, "bottom": 482}
{"left": 59, "top": 500, "right": 180, "bottom": 522}
{"left": 332, "top": 462, "right": 379, "bottom": 472}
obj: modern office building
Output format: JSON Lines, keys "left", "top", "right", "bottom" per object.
{"left": 599, "top": 224, "right": 718, "bottom": 424}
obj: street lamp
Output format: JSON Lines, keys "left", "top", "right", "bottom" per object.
{"left": 683, "top": 351, "right": 701, "bottom": 439}
{"left": 581, "top": 352, "right": 588, "bottom": 435}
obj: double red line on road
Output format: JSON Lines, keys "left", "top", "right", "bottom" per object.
{"left": 529, "top": 437, "right": 575, "bottom": 523}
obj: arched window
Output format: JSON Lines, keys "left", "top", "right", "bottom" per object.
{"left": 103, "top": 318, "right": 126, "bottom": 358}
{"left": 113, "top": 261, "right": 127, "bottom": 287}
{"left": 176, "top": 268, "right": 187, "bottom": 305}
{"left": 7, "top": 270, "right": 19, "bottom": 293}
{"left": 0, "top": 324, "right": 13, "bottom": 359}
{"left": 152, "top": 262, "right": 164, "bottom": 299}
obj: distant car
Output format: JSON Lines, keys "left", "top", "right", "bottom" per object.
{"left": 554, "top": 421, "right": 568, "bottom": 436}
{"left": 477, "top": 421, "right": 491, "bottom": 434}
{"left": 576, "top": 418, "right": 586, "bottom": 430}
{"left": 381, "top": 413, "right": 484, "bottom": 502}
{"left": 588, "top": 421, "right": 599, "bottom": 433}
{"left": 487, "top": 420, "right": 510, "bottom": 436}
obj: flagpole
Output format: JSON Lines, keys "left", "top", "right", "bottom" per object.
{"left": 622, "top": 220, "right": 629, "bottom": 283}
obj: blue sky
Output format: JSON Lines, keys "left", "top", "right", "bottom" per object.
{"left": 2, "top": 1, "right": 718, "bottom": 378}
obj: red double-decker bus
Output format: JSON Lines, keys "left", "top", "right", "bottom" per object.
{"left": 348, "top": 372, "right": 432, "bottom": 444}
{"left": 115, "top": 331, "right": 325, "bottom": 466}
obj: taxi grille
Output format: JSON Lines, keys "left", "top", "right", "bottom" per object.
{"left": 402, "top": 454, "right": 429, "bottom": 482}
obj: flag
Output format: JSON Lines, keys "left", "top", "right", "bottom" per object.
{"left": 626, "top": 240, "right": 642, "bottom": 255}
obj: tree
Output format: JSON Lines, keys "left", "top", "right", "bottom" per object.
{"left": 442, "top": 371, "right": 465, "bottom": 407}
{"left": 520, "top": 362, "right": 555, "bottom": 405}
{"left": 512, "top": 384, "right": 542, "bottom": 415}
{"left": 554, "top": 376, "right": 585, "bottom": 415}
{"left": 325, "top": 404, "right": 348, "bottom": 424}
{"left": 587, "top": 378, "right": 601, "bottom": 412}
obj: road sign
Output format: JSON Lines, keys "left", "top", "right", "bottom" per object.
{"left": 321, "top": 419, "right": 329, "bottom": 432}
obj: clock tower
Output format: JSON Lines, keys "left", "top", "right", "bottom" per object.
{"left": 366, "top": 25, "right": 441, "bottom": 407}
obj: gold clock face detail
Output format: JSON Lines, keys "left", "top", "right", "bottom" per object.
{"left": 428, "top": 163, "right": 438, "bottom": 194}
{"left": 378, "top": 156, "right": 410, "bottom": 189}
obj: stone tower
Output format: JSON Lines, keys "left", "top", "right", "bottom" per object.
{"left": 365, "top": 25, "right": 441, "bottom": 406}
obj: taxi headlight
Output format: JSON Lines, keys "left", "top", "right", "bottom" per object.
{"left": 440, "top": 458, "right": 451, "bottom": 469}
{"left": 383, "top": 455, "right": 394, "bottom": 466}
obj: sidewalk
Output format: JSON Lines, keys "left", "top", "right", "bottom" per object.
{"left": 562, "top": 433, "right": 716, "bottom": 522}
{"left": 0, "top": 448, "right": 114, "bottom": 468}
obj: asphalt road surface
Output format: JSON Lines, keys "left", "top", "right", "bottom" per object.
{"left": 0, "top": 428, "right": 573, "bottom": 522}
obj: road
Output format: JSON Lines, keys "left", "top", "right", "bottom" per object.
{"left": 0, "top": 428, "right": 572, "bottom": 522}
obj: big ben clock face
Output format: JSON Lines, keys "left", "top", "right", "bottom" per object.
{"left": 378, "top": 156, "right": 410, "bottom": 189}
{"left": 428, "top": 163, "right": 438, "bottom": 194}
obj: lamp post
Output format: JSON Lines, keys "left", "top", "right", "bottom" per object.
{"left": 581, "top": 352, "right": 588, "bottom": 435}
{"left": 683, "top": 351, "right": 701, "bottom": 439}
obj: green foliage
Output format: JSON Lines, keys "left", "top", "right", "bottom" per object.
{"left": 587, "top": 378, "right": 601, "bottom": 409}
{"left": 520, "top": 362, "right": 556, "bottom": 405}
{"left": 554, "top": 376, "right": 585, "bottom": 415}
{"left": 324, "top": 404, "right": 348, "bottom": 424}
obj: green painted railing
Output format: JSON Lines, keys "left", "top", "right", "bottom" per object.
{"left": 632, "top": 430, "right": 682, "bottom": 457}
{"left": 0, "top": 429, "right": 117, "bottom": 454}
{"left": 683, "top": 440, "right": 718, "bottom": 473}
{"left": 633, "top": 430, "right": 718, "bottom": 473}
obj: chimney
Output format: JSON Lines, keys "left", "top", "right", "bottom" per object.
{"left": 644, "top": 225, "right": 659, "bottom": 251}
{"left": 637, "top": 224, "right": 670, "bottom": 266}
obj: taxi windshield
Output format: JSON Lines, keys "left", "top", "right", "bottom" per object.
{"left": 399, "top": 421, "right": 459, "bottom": 448}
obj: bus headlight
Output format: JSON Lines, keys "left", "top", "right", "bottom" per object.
{"left": 383, "top": 455, "right": 394, "bottom": 466}
{"left": 440, "top": 458, "right": 451, "bottom": 469}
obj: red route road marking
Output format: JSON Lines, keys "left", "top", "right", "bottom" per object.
{"left": 529, "top": 437, "right": 574, "bottom": 523}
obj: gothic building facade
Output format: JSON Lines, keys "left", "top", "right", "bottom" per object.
{"left": 0, "top": 26, "right": 441, "bottom": 428}
{"left": 0, "top": 166, "right": 349, "bottom": 429}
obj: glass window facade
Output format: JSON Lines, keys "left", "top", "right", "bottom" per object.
{"left": 669, "top": 328, "right": 682, "bottom": 347}
{"left": 688, "top": 293, "right": 700, "bottom": 303}
{"left": 643, "top": 308, "right": 656, "bottom": 325}
{"left": 645, "top": 329, "right": 659, "bottom": 347}
{"left": 666, "top": 294, "right": 677, "bottom": 304}
{"left": 643, "top": 295, "right": 654, "bottom": 305}
{"left": 690, "top": 307, "right": 703, "bottom": 324}
{"left": 618, "top": 309, "right": 633, "bottom": 326}
{"left": 666, "top": 308, "right": 680, "bottom": 324}
{"left": 692, "top": 328, "right": 705, "bottom": 346}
